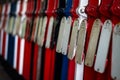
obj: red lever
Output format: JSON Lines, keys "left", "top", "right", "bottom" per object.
{"left": 111, "top": 0, "right": 120, "bottom": 17}
{"left": 99, "top": 0, "right": 113, "bottom": 18}
{"left": 85, "top": 0, "right": 99, "bottom": 18}
{"left": 70, "top": 0, "right": 79, "bottom": 18}
{"left": 46, "top": 0, "right": 56, "bottom": 16}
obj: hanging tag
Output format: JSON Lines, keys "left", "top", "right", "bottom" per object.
{"left": 111, "top": 23, "right": 120, "bottom": 80}
{"left": 19, "top": 17, "right": 27, "bottom": 38}
{"left": 62, "top": 16, "right": 72, "bottom": 55}
{"left": 37, "top": 17, "right": 43, "bottom": 45}
{"left": 4, "top": 17, "right": 9, "bottom": 32}
{"left": 56, "top": 17, "right": 66, "bottom": 53}
{"left": 75, "top": 19, "right": 87, "bottom": 64}
{"left": 94, "top": 20, "right": 112, "bottom": 73}
{"left": 68, "top": 19, "right": 79, "bottom": 59}
{"left": 40, "top": 16, "right": 48, "bottom": 46}
{"left": 13, "top": 16, "right": 21, "bottom": 35}
{"left": 45, "top": 16, "right": 54, "bottom": 48}
{"left": 31, "top": 17, "right": 38, "bottom": 41}
{"left": 33, "top": 17, "right": 40, "bottom": 42}
{"left": 85, "top": 19, "right": 101, "bottom": 67}
{"left": 8, "top": 17, "right": 15, "bottom": 33}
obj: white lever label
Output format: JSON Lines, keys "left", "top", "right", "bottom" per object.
{"left": 75, "top": 19, "right": 87, "bottom": 64}
{"left": 85, "top": 19, "right": 101, "bottom": 67}
{"left": 68, "top": 19, "right": 79, "bottom": 60}
{"left": 111, "top": 23, "right": 120, "bottom": 80}
{"left": 40, "top": 16, "right": 48, "bottom": 47}
{"left": 45, "top": 17, "right": 54, "bottom": 48}
{"left": 56, "top": 17, "right": 66, "bottom": 53}
{"left": 33, "top": 17, "right": 40, "bottom": 42}
{"left": 94, "top": 20, "right": 112, "bottom": 73}
{"left": 37, "top": 17, "right": 43, "bottom": 46}
{"left": 62, "top": 16, "right": 72, "bottom": 55}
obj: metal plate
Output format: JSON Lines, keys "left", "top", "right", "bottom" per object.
{"left": 56, "top": 17, "right": 66, "bottom": 53}
{"left": 94, "top": 20, "right": 112, "bottom": 73}
{"left": 85, "top": 19, "right": 101, "bottom": 67}
{"left": 19, "top": 17, "right": 27, "bottom": 38}
{"left": 62, "top": 16, "right": 72, "bottom": 55}
{"left": 111, "top": 23, "right": 120, "bottom": 80}
{"left": 9, "top": 17, "right": 15, "bottom": 34}
{"left": 45, "top": 16, "right": 54, "bottom": 48}
{"left": 37, "top": 17, "right": 43, "bottom": 46}
{"left": 13, "top": 16, "right": 21, "bottom": 35}
{"left": 75, "top": 19, "right": 87, "bottom": 64}
{"left": 33, "top": 17, "right": 40, "bottom": 42}
{"left": 68, "top": 19, "right": 79, "bottom": 60}
{"left": 40, "top": 16, "right": 48, "bottom": 46}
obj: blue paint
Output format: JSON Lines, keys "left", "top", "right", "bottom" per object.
{"left": 60, "top": 0, "right": 72, "bottom": 80}
{"left": 7, "top": 2, "right": 17, "bottom": 66}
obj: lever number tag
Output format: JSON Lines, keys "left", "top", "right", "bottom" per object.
{"left": 62, "top": 16, "right": 72, "bottom": 55}
{"left": 13, "top": 16, "right": 21, "bottom": 35}
{"left": 37, "top": 17, "right": 43, "bottom": 46}
{"left": 94, "top": 20, "right": 112, "bottom": 73}
{"left": 75, "top": 19, "right": 87, "bottom": 64}
{"left": 40, "top": 16, "right": 47, "bottom": 46}
{"left": 19, "top": 18, "right": 27, "bottom": 38}
{"left": 9, "top": 17, "right": 15, "bottom": 34}
{"left": 111, "top": 23, "right": 120, "bottom": 80}
{"left": 68, "top": 19, "right": 79, "bottom": 60}
{"left": 85, "top": 19, "right": 101, "bottom": 67}
{"left": 56, "top": 17, "right": 66, "bottom": 53}
{"left": 45, "top": 17, "right": 54, "bottom": 48}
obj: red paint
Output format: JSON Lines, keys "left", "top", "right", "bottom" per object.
{"left": 23, "top": 40, "right": 32, "bottom": 80}
{"left": 32, "top": 44, "right": 39, "bottom": 80}
{"left": 84, "top": 0, "right": 99, "bottom": 79}
{"left": 43, "top": 0, "right": 58, "bottom": 80}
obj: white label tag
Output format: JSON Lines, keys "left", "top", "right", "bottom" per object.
{"left": 68, "top": 19, "right": 79, "bottom": 60}
{"left": 37, "top": 17, "right": 43, "bottom": 46}
{"left": 4, "top": 17, "right": 9, "bottom": 32}
{"left": 45, "top": 17, "right": 54, "bottom": 48}
{"left": 40, "top": 16, "right": 48, "bottom": 46}
{"left": 75, "top": 19, "right": 87, "bottom": 64}
{"left": 0, "top": 16, "right": 4, "bottom": 29}
{"left": 13, "top": 16, "right": 21, "bottom": 36}
{"left": 94, "top": 20, "right": 112, "bottom": 73}
{"left": 85, "top": 19, "right": 101, "bottom": 67}
{"left": 56, "top": 17, "right": 67, "bottom": 53}
{"left": 33, "top": 17, "right": 40, "bottom": 42}
{"left": 9, "top": 17, "right": 15, "bottom": 34}
{"left": 19, "top": 17, "right": 27, "bottom": 38}
{"left": 62, "top": 16, "right": 72, "bottom": 55}
{"left": 111, "top": 23, "right": 120, "bottom": 80}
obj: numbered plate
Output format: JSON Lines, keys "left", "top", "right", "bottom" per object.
{"left": 75, "top": 19, "right": 87, "bottom": 64}
{"left": 62, "top": 16, "right": 72, "bottom": 55}
{"left": 9, "top": 17, "right": 15, "bottom": 34}
{"left": 94, "top": 20, "right": 112, "bottom": 73}
{"left": 85, "top": 19, "right": 101, "bottom": 67}
{"left": 33, "top": 17, "right": 40, "bottom": 42}
{"left": 37, "top": 17, "right": 43, "bottom": 46}
{"left": 111, "top": 23, "right": 120, "bottom": 80}
{"left": 19, "top": 17, "right": 27, "bottom": 38}
{"left": 31, "top": 17, "right": 38, "bottom": 41}
{"left": 56, "top": 17, "right": 66, "bottom": 53}
{"left": 13, "top": 16, "right": 21, "bottom": 35}
{"left": 45, "top": 16, "right": 54, "bottom": 48}
{"left": 68, "top": 19, "right": 79, "bottom": 60}
{"left": 40, "top": 16, "right": 48, "bottom": 46}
